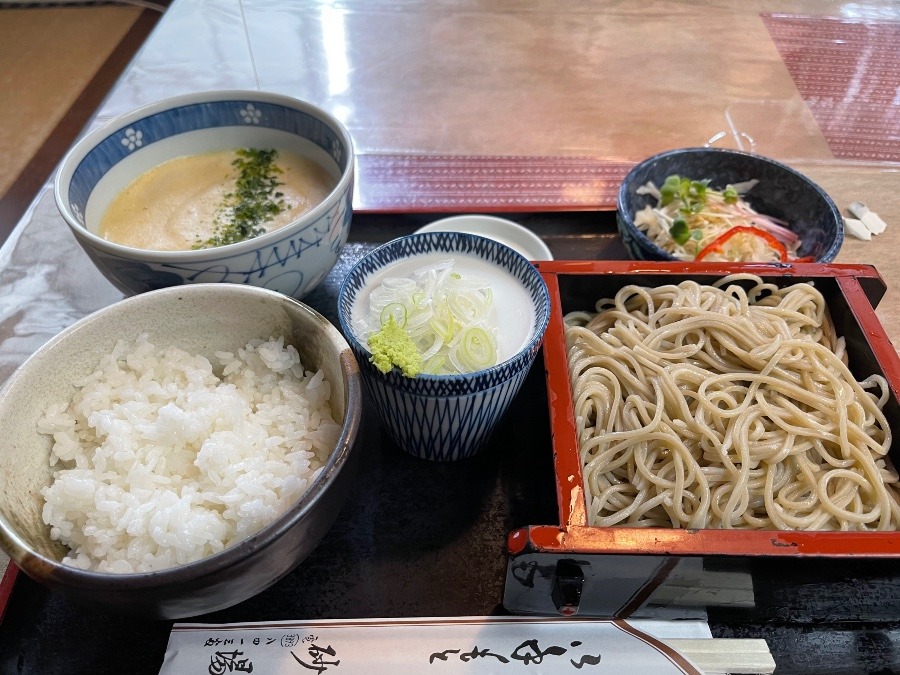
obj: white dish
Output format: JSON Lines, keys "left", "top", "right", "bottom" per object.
{"left": 414, "top": 215, "right": 554, "bottom": 261}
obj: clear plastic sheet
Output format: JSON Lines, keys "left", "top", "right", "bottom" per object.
{"left": 86, "top": 0, "right": 900, "bottom": 212}
{"left": 105, "top": 0, "right": 898, "bottom": 162}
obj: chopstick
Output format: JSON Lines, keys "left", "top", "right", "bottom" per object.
{"left": 666, "top": 638, "right": 775, "bottom": 674}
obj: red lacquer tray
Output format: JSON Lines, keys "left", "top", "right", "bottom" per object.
{"left": 504, "top": 262, "right": 900, "bottom": 620}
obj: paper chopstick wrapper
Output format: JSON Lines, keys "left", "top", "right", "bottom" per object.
{"left": 161, "top": 615, "right": 774, "bottom": 674}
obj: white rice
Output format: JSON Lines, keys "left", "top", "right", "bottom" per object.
{"left": 38, "top": 334, "right": 340, "bottom": 574}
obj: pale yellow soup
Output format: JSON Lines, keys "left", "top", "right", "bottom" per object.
{"left": 99, "top": 148, "right": 335, "bottom": 251}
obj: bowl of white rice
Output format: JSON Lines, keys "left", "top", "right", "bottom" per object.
{"left": 0, "top": 284, "right": 361, "bottom": 618}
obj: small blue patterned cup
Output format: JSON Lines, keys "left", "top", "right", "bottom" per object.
{"left": 338, "top": 232, "right": 551, "bottom": 461}
{"left": 54, "top": 90, "right": 354, "bottom": 299}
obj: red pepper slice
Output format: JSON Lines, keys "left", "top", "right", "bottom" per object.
{"left": 695, "top": 226, "right": 788, "bottom": 262}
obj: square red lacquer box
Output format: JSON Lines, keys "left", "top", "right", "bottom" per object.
{"left": 504, "top": 262, "right": 900, "bottom": 622}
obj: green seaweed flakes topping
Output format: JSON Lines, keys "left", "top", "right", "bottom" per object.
{"left": 194, "top": 148, "right": 289, "bottom": 249}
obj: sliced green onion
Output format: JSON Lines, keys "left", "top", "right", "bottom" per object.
{"left": 380, "top": 302, "right": 407, "bottom": 328}
{"left": 364, "top": 259, "right": 499, "bottom": 375}
{"left": 447, "top": 289, "right": 485, "bottom": 322}
{"left": 422, "top": 354, "right": 446, "bottom": 374}
{"left": 460, "top": 326, "right": 496, "bottom": 369}
{"left": 429, "top": 317, "right": 454, "bottom": 342}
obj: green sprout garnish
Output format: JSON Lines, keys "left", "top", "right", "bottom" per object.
{"left": 669, "top": 217, "right": 691, "bottom": 245}
{"left": 660, "top": 174, "right": 711, "bottom": 216}
{"left": 659, "top": 175, "right": 681, "bottom": 206}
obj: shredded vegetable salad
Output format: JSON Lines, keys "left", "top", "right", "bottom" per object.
{"left": 356, "top": 258, "right": 500, "bottom": 376}
{"left": 633, "top": 175, "right": 808, "bottom": 262}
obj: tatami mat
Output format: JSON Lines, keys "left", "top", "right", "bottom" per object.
{"left": 0, "top": 6, "right": 142, "bottom": 197}
{"left": 0, "top": 4, "right": 164, "bottom": 244}
{"left": 0, "top": 1, "right": 162, "bottom": 575}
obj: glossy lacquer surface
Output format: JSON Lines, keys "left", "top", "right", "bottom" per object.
{"left": 3, "top": 214, "right": 900, "bottom": 673}
{"left": 95, "top": 0, "right": 900, "bottom": 212}
{"left": 505, "top": 263, "right": 900, "bottom": 618}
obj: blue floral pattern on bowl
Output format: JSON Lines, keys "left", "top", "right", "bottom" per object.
{"left": 337, "top": 232, "right": 551, "bottom": 461}
{"left": 68, "top": 99, "right": 349, "bottom": 220}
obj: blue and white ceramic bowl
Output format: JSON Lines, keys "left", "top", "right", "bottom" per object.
{"left": 338, "top": 232, "right": 551, "bottom": 462}
{"left": 54, "top": 90, "right": 354, "bottom": 298}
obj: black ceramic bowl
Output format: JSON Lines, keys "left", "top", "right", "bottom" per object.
{"left": 616, "top": 147, "right": 844, "bottom": 262}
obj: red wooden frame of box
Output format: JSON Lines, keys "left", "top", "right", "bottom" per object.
{"left": 509, "top": 261, "right": 900, "bottom": 560}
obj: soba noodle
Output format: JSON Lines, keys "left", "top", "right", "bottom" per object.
{"left": 565, "top": 274, "right": 900, "bottom": 531}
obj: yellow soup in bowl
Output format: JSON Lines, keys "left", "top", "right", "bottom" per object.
{"left": 99, "top": 148, "right": 336, "bottom": 251}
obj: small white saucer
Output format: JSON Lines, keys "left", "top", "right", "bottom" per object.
{"left": 414, "top": 215, "right": 554, "bottom": 261}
